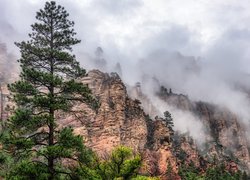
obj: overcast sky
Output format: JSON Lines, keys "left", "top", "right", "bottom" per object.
{"left": 1, "top": 0, "right": 250, "bottom": 64}
{"left": 1, "top": 0, "right": 250, "bottom": 100}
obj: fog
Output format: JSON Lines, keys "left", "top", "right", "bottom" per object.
{"left": 1, "top": 0, "right": 250, "bottom": 143}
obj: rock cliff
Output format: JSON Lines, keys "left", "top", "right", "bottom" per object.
{"left": 131, "top": 83, "right": 250, "bottom": 173}
{"left": 58, "top": 70, "right": 178, "bottom": 177}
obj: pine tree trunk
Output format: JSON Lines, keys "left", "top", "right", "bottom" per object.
{"left": 48, "top": 15, "right": 55, "bottom": 179}
{"left": 48, "top": 112, "right": 54, "bottom": 180}
{"left": 48, "top": 64, "right": 55, "bottom": 180}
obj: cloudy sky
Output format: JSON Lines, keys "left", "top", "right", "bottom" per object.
{"left": 1, "top": 0, "right": 250, "bottom": 62}
{"left": 1, "top": 0, "right": 250, "bottom": 124}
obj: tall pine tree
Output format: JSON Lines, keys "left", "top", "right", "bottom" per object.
{"left": 2, "top": 1, "right": 98, "bottom": 179}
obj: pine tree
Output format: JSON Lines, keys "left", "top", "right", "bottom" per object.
{"left": 163, "top": 111, "right": 174, "bottom": 141}
{"left": 2, "top": 1, "right": 98, "bottom": 179}
{"left": 163, "top": 111, "right": 174, "bottom": 131}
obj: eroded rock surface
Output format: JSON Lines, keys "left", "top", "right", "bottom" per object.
{"left": 59, "top": 70, "right": 177, "bottom": 176}
{"left": 132, "top": 84, "right": 250, "bottom": 173}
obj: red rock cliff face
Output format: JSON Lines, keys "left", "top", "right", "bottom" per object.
{"left": 129, "top": 83, "right": 250, "bottom": 172}
{"left": 59, "top": 70, "right": 147, "bottom": 153}
{"left": 159, "top": 91, "right": 250, "bottom": 172}
{"left": 58, "top": 70, "right": 178, "bottom": 177}
{"left": 195, "top": 102, "right": 250, "bottom": 172}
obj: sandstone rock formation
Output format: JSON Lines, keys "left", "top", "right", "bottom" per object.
{"left": 58, "top": 70, "right": 178, "bottom": 177}
{"left": 131, "top": 83, "right": 250, "bottom": 173}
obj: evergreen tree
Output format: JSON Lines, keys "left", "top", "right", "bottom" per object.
{"left": 2, "top": 1, "right": 98, "bottom": 179}
{"left": 163, "top": 111, "right": 174, "bottom": 141}
{"left": 163, "top": 111, "right": 174, "bottom": 129}
{"left": 95, "top": 146, "right": 141, "bottom": 180}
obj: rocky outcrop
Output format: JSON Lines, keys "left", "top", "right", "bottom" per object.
{"left": 58, "top": 70, "right": 177, "bottom": 176}
{"left": 144, "top": 116, "right": 178, "bottom": 176}
{"left": 154, "top": 87, "right": 250, "bottom": 172}
{"left": 195, "top": 102, "right": 250, "bottom": 172}
{"left": 128, "top": 81, "right": 250, "bottom": 173}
